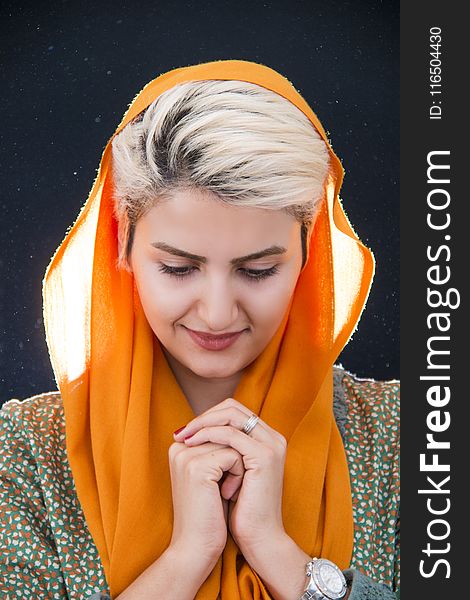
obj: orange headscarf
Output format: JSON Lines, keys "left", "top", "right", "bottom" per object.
{"left": 42, "top": 60, "right": 374, "bottom": 598}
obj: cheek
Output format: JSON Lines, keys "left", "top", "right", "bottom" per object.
{"left": 135, "top": 270, "right": 193, "bottom": 327}
{"left": 245, "top": 277, "right": 296, "bottom": 329}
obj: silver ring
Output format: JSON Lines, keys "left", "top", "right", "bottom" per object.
{"left": 242, "top": 413, "right": 259, "bottom": 435}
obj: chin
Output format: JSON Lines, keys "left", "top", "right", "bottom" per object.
{"left": 185, "top": 356, "right": 245, "bottom": 380}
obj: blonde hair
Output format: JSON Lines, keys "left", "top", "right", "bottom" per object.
{"left": 111, "top": 79, "right": 330, "bottom": 271}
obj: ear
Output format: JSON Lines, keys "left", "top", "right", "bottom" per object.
{"left": 124, "top": 248, "right": 134, "bottom": 274}
{"left": 117, "top": 222, "right": 133, "bottom": 273}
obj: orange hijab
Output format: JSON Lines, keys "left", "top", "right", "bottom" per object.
{"left": 42, "top": 60, "right": 374, "bottom": 598}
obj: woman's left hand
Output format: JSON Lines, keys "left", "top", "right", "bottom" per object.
{"left": 173, "top": 397, "right": 288, "bottom": 556}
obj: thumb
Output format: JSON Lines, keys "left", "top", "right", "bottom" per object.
{"left": 219, "top": 453, "right": 245, "bottom": 500}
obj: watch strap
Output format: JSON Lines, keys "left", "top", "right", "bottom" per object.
{"left": 300, "top": 590, "right": 327, "bottom": 600}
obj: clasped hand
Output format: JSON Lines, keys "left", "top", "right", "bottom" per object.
{"left": 169, "top": 398, "right": 288, "bottom": 565}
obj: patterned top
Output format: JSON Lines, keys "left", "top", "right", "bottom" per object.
{"left": 0, "top": 368, "right": 399, "bottom": 599}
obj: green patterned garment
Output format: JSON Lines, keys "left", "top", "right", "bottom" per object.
{"left": 0, "top": 367, "right": 399, "bottom": 599}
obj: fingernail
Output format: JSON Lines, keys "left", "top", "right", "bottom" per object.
{"left": 173, "top": 426, "right": 186, "bottom": 436}
{"left": 183, "top": 433, "right": 195, "bottom": 441}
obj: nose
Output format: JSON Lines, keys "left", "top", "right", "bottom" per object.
{"left": 197, "top": 272, "right": 240, "bottom": 332}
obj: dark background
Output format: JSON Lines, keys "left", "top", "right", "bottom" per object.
{"left": 0, "top": 0, "right": 399, "bottom": 403}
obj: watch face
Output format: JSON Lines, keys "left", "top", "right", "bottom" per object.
{"left": 312, "top": 559, "right": 346, "bottom": 599}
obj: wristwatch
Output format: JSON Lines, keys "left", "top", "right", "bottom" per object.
{"left": 299, "top": 557, "right": 348, "bottom": 600}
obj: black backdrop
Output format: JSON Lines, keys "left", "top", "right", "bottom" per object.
{"left": 0, "top": 0, "right": 399, "bottom": 402}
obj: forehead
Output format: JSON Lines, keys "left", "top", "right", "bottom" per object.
{"left": 134, "top": 189, "right": 300, "bottom": 254}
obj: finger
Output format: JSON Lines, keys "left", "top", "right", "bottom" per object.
{"left": 200, "top": 397, "right": 248, "bottom": 415}
{"left": 174, "top": 407, "right": 270, "bottom": 443}
{"left": 222, "top": 498, "right": 229, "bottom": 524}
{"left": 230, "top": 488, "right": 240, "bottom": 503}
{"left": 183, "top": 425, "right": 263, "bottom": 460}
{"left": 173, "top": 397, "right": 250, "bottom": 439}
{"left": 219, "top": 450, "right": 245, "bottom": 500}
{"left": 199, "top": 446, "right": 245, "bottom": 487}
{"left": 172, "top": 443, "right": 245, "bottom": 481}
{"left": 169, "top": 440, "right": 233, "bottom": 460}
{"left": 199, "top": 407, "right": 288, "bottom": 447}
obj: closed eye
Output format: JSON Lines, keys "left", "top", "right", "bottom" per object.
{"left": 158, "top": 264, "right": 197, "bottom": 278}
{"left": 157, "top": 263, "right": 279, "bottom": 281}
{"left": 239, "top": 266, "right": 280, "bottom": 281}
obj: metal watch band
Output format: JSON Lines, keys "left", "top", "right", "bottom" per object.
{"left": 300, "top": 590, "right": 326, "bottom": 600}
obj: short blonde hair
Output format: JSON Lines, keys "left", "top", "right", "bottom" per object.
{"left": 111, "top": 79, "right": 330, "bottom": 271}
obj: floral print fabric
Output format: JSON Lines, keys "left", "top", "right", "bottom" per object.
{"left": 0, "top": 368, "right": 399, "bottom": 598}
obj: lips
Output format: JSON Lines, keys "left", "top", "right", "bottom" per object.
{"left": 185, "top": 327, "right": 246, "bottom": 351}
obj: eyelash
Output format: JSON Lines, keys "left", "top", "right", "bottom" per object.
{"left": 157, "top": 263, "right": 280, "bottom": 281}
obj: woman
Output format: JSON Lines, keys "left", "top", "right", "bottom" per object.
{"left": 0, "top": 60, "right": 399, "bottom": 599}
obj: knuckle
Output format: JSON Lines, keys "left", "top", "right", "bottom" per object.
{"left": 185, "top": 459, "right": 197, "bottom": 476}
{"left": 229, "top": 447, "right": 242, "bottom": 460}
{"left": 228, "top": 408, "right": 240, "bottom": 422}
{"left": 222, "top": 397, "right": 237, "bottom": 408}
{"left": 224, "top": 397, "right": 245, "bottom": 411}
{"left": 168, "top": 442, "right": 180, "bottom": 459}
{"left": 263, "top": 446, "right": 277, "bottom": 465}
{"left": 185, "top": 457, "right": 204, "bottom": 480}
{"left": 227, "top": 425, "right": 238, "bottom": 437}
{"left": 171, "top": 447, "right": 187, "bottom": 469}
{"left": 261, "top": 446, "right": 276, "bottom": 463}
{"left": 265, "top": 445, "right": 275, "bottom": 459}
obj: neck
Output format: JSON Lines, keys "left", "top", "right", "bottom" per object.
{"left": 162, "top": 348, "right": 244, "bottom": 416}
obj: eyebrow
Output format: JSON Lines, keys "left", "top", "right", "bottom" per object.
{"left": 150, "top": 242, "right": 287, "bottom": 266}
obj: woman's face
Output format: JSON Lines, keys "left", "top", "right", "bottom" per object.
{"left": 129, "top": 189, "right": 303, "bottom": 380}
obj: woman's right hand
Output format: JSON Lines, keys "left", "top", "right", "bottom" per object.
{"left": 168, "top": 440, "right": 245, "bottom": 569}
{"left": 115, "top": 444, "right": 244, "bottom": 600}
